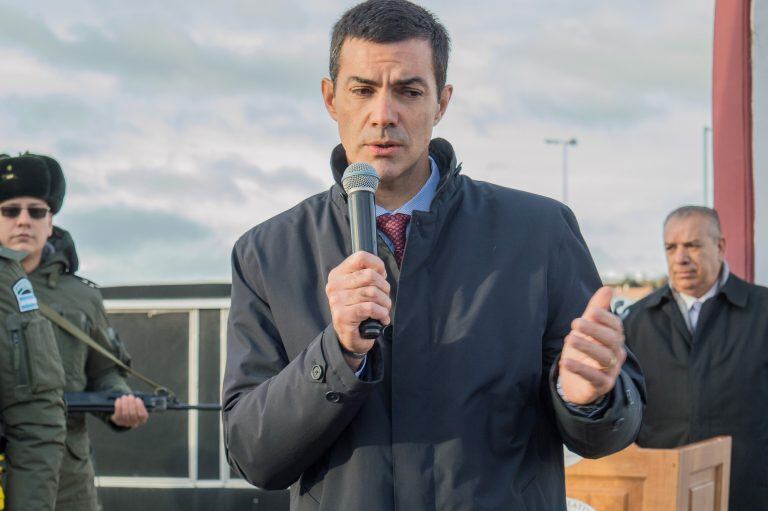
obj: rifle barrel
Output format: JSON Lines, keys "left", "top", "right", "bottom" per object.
{"left": 63, "top": 392, "right": 221, "bottom": 413}
{"left": 169, "top": 403, "right": 222, "bottom": 411}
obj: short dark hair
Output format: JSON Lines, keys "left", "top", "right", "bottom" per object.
{"left": 329, "top": 0, "right": 450, "bottom": 94}
{"left": 664, "top": 206, "right": 722, "bottom": 240}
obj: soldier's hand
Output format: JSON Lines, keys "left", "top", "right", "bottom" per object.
{"left": 326, "top": 251, "right": 391, "bottom": 369}
{"left": 110, "top": 394, "right": 149, "bottom": 428}
{"left": 558, "top": 287, "right": 627, "bottom": 405}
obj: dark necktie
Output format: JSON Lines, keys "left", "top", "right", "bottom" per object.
{"left": 376, "top": 213, "right": 411, "bottom": 266}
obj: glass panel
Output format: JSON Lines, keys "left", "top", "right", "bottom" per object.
{"left": 89, "top": 311, "right": 189, "bottom": 477}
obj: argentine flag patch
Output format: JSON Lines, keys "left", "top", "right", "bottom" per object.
{"left": 12, "top": 278, "right": 38, "bottom": 312}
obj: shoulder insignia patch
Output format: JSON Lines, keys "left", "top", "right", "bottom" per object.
{"left": 76, "top": 276, "right": 99, "bottom": 289}
{"left": 12, "top": 277, "right": 39, "bottom": 312}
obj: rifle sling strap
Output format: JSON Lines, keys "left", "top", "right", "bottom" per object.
{"left": 38, "top": 302, "right": 166, "bottom": 393}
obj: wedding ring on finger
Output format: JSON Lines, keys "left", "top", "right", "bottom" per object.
{"left": 600, "top": 353, "right": 618, "bottom": 372}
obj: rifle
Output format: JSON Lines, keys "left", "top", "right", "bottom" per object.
{"left": 39, "top": 305, "right": 221, "bottom": 415}
{"left": 63, "top": 391, "right": 221, "bottom": 414}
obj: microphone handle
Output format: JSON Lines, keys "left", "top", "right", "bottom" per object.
{"left": 359, "top": 318, "right": 383, "bottom": 339}
{"left": 348, "top": 190, "right": 384, "bottom": 339}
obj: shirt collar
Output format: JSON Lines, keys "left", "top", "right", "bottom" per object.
{"left": 375, "top": 157, "right": 439, "bottom": 217}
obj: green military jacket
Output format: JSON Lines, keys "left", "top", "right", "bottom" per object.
{"left": 0, "top": 247, "right": 66, "bottom": 511}
{"left": 28, "top": 227, "right": 131, "bottom": 510}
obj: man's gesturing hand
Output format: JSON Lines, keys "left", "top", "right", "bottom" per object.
{"left": 558, "top": 286, "right": 626, "bottom": 405}
{"left": 326, "top": 251, "right": 392, "bottom": 369}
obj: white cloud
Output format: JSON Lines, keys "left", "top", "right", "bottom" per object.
{"left": 0, "top": 0, "right": 715, "bottom": 284}
{"left": 0, "top": 50, "right": 119, "bottom": 97}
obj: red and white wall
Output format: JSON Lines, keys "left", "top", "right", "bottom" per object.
{"left": 713, "top": 0, "right": 767, "bottom": 285}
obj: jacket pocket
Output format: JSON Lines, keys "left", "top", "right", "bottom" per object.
{"left": 299, "top": 451, "right": 330, "bottom": 505}
{"left": 65, "top": 432, "right": 91, "bottom": 461}
{"left": 7, "top": 313, "right": 66, "bottom": 399}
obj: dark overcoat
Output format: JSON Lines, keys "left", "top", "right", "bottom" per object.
{"left": 624, "top": 274, "right": 768, "bottom": 511}
{"left": 223, "top": 139, "right": 645, "bottom": 511}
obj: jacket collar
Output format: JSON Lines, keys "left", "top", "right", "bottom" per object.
{"left": 718, "top": 272, "right": 749, "bottom": 307}
{"left": 643, "top": 272, "right": 749, "bottom": 310}
{"left": 330, "top": 138, "right": 462, "bottom": 204}
{"left": 35, "top": 225, "right": 80, "bottom": 278}
{"left": 642, "top": 285, "right": 671, "bottom": 309}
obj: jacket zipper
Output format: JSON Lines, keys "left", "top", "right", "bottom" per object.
{"left": 11, "top": 328, "right": 29, "bottom": 386}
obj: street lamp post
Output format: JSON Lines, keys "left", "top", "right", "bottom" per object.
{"left": 545, "top": 138, "right": 578, "bottom": 205}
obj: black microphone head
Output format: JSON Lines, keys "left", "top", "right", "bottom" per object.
{"left": 342, "top": 162, "right": 379, "bottom": 195}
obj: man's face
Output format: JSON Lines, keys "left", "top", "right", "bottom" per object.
{"left": 322, "top": 37, "right": 452, "bottom": 185}
{"left": 0, "top": 196, "right": 53, "bottom": 262}
{"left": 663, "top": 214, "right": 725, "bottom": 298}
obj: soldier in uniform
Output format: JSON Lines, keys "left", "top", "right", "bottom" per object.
{"left": 0, "top": 153, "right": 66, "bottom": 511}
{"left": 0, "top": 154, "right": 149, "bottom": 511}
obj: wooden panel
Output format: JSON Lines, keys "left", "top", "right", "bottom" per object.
{"left": 590, "top": 491, "right": 629, "bottom": 511}
{"left": 689, "top": 481, "right": 715, "bottom": 511}
{"left": 566, "top": 445, "right": 679, "bottom": 510}
{"left": 566, "top": 437, "right": 732, "bottom": 511}
{"left": 568, "top": 478, "right": 641, "bottom": 511}
{"left": 677, "top": 437, "right": 731, "bottom": 511}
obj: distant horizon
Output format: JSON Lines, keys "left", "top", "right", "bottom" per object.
{"left": 94, "top": 277, "right": 669, "bottom": 288}
{"left": 93, "top": 272, "right": 671, "bottom": 290}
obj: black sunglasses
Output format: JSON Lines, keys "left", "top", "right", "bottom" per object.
{"left": 0, "top": 206, "right": 51, "bottom": 220}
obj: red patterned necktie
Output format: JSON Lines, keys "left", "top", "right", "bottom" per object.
{"left": 376, "top": 213, "right": 411, "bottom": 267}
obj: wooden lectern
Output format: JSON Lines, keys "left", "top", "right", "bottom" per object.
{"left": 565, "top": 436, "right": 731, "bottom": 511}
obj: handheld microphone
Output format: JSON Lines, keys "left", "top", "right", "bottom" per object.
{"left": 341, "top": 162, "right": 383, "bottom": 339}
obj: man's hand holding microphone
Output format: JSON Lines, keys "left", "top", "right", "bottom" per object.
{"left": 326, "top": 252, "right": 391, "bottom": 370}
{"left": 327, "top": 163, "right": 391, "bottom": 370}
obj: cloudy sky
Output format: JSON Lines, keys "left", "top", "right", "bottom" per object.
{"left": 0, "top": 0, "right": 714, "bottom": 285}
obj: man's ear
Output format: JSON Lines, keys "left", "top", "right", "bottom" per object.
{"left": 433, "top": 84, "right": 453, "bottom": 126}
{"left": 321, "top": 78, "right": 338, "bottom": 121}
{"left": 46, "top": 215, "right": 53, "bottom": 238}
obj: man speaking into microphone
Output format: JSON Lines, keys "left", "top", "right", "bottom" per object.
{"left": 223, "top": 1, "right": 645, "bottom": 510}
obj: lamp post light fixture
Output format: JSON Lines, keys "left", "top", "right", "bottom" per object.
{"left": 545, "top": 138, "right": 578, "bottom": 205}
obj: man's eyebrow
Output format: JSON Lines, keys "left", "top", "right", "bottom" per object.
{"left": 346, "top": 76, "right": 429, "bottom": 87}
{"left": 394, "top": 77, "right": 428, "bottom": 87}
{"left": 347, "top": 76, "right": 379, "bottom": 86}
